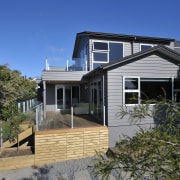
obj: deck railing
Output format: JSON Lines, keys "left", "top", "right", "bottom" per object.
{"left": 45, "top": 58, "right": 88, "bottom": 72}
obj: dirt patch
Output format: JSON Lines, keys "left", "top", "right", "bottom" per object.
{"left": 0, "top": 148, "right": 33, "bottom": 158}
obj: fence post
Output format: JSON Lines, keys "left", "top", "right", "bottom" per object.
{"left": 36, "top": 107, "right": 39, "bottom": 131}
{"left": 26, "top": 100, "right": 29, "bottom": 111}
{"left": 71, "top": 106, "right": 74, "bottom": 128}
{"left": 23, "top": 101, "right": 25, "bottom": 112}
{"left": 40, "top": 103, "right": 43, "bottom": 125}
{"left": 0, "top": 128, "right": 2, "bottom": 150}
{"left": 18, "top": 102, "right": 21, "bottom": 110}
{"left": 29, "top": 99, "right": 32, "bottom": 109}
{"left": 103, "top": 106, "right": 106, "bottom": 126}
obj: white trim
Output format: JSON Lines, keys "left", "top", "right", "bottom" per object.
{"left": 93, "top": 51, "right": 109, "bottom": 63}
{"left": 55, "top": 85, "right": 80, "bottom": 110}
{"left": 123, "top": 76, "right": 176, "bottom": 106}
{"left": 92, "top": 41, "right": 109, "bottom": 51}
{"left": 140, "top": 43, "right": 154, "bottom": 51}
{"left": 91, "top": 39, "right": 124, "bottom": 69}
{"left": 123, "top": 76, "right": 140, "bottom": 106}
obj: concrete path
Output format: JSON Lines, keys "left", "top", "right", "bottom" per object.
{"left": 0, "top": 168, "right": 93, "bottom": 180}
{"left": 74, "top": 170, "right": 92, "bottom": 180}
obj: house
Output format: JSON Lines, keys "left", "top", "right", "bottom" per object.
{"left": 41, "top": 31, "right": 180, "bottom": 147}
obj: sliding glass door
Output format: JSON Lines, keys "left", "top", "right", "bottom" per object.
{"left": 56, "top": 85, "right": 79, "bottom": 109}
{"left": 90, "top": 79, "right": 103, "bottom": 120}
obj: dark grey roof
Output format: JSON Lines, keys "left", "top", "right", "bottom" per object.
{"left": 73, "top": 31, "right": 175, "bottom": 58}
{"left": 83, "top": 45, "right": 180, "bottom": 79}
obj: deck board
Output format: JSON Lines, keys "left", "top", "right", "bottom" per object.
{"left": 39, "top": 111, "right": 101, "bottom": 130}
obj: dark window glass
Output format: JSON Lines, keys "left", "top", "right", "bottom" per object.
{"left": 109, "top": 43, "right": 123, "bottom": 62}
{"left": 174, "top": 79, "right": 180, "bottom": 89}
{"left": 94, "top": 42, "right": 108, "bottom": 50}
{"left": 93, "top": 52, "right": 107, "bottom": 62}
{"left": 125, "top": 92, "right": 138, "bottom": 104}
{"left": 125, "top": 78, "right": 138, "bottom": 90}
{"left": 72, "top": 86, "right": 79, "bottom": 104}
{"left": 141, "top": 45, "right": 152, "bottom": 52}
{"left": 141, "top": 79, "right": 172, "bottom": 102}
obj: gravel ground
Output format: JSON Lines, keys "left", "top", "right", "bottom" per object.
{"left": 0, "top": 156, "right": 104, "bottom": 180}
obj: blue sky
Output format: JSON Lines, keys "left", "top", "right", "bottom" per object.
{"left": 0, "top": 0, "right": 180, "bottom": 78}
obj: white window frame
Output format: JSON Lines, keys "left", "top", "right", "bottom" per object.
{"left": 92, "top": 40, "right": 109, "bottom": 64}
{"left": 123, "top": 76, "right": 176, "bottom": 106}
{"left": 92, "top": 40, "right": 124, "bottom": 69}
{"left": 123, "top": 76, "right": 140, "bottom": 106}
{"left": 140, "top": 43, "right": 153, "bottom": 51}
{"left": 93, "top": 41, "right": 109, "bottom": 51}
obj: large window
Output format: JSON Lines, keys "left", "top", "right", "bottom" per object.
{"left": 92, "top": 40, "right": 123, "bottom": 69}
{"left": 123, "top": 77, "right": 180, "bottom": 105}
{"left": 140, "top": 78, "right": 172, "bottom": 103}
{"left": 109, "top": 43, "right": 123, "bottom": 62}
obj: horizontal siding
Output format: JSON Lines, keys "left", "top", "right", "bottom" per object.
{"left": 123, "top": 42, "right": 132, "bottom": 57}
{"left": 111, "top": 54, "right": 179, "bottom": 77}
{"left": 42, "top": 71, "right": 86, "bottom": 81}
{"left": 109, "top": 122, "right": 154, "bottom": 147}
{"left": 0, "top": 155, "right": 35, "bottom": 171}
{"left": 107, "top": 54, "right": 179, "bottom": 129}
{"left": 133, "top": 42, "right": 140, "bottom": 53}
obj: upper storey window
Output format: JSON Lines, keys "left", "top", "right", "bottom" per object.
{"left": 93, "top": 42, "right": 109, "bottom": 62}
{"left": 92, "top": 40, "right": 123, "bottom": 69}
{"left": 140, "top": 44, "right": 153, "bottom": 52}
{"left": 93, "top": 42, "right": 108, "bottom": 50}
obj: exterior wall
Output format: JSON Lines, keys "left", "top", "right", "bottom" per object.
{"left": 133, "top": 42, "right": 140, "bottom": 53}
{"left": 107, "top": 54, "right": 179, "bottom": 147}
{"left": 123, "top": 42, "right": 132, "bottom": 56}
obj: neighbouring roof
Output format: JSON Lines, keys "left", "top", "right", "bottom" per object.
{"left": 73, "top": 31, "right": 175, "bottom": 58}
{"left": 82, "top": 45, "right": 180, "bottom": 79}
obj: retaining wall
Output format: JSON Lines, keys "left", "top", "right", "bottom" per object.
{"left": 0, "top": 126, "right": 108, "bottom": 170}
{"left": 35, "top": 126, "right": 108, "bottom": 166}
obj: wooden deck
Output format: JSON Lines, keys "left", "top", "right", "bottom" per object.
{"left": 39, "top": 111, "right": 102, "bottom": 130}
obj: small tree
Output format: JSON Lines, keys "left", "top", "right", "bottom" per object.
{"left": 93, "top": 99, "right": 180, "bottom": 179}
{"left": 0, "top": 102, "right": 26, "bottom": 151}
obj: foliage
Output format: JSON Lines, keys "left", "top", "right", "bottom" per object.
{"left": 0, "top": 64, "right": 36, "bottom": 120}
{"left": 0, "top": 102, "right": 26, "bottom": 151}
{"left": 93, "top": 99, "right": 180, "bottom": 179}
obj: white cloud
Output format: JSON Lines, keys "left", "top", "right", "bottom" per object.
{"left": 48, "top": 45, "right": 64, "bottom": 54}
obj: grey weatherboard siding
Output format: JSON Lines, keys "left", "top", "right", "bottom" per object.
{"left": 106, "top": 54, "right": 179, "bottom": 147}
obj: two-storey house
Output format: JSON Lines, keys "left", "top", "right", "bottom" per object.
{"left": 41, "top": 31, "right": 180, "bottom": 147}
